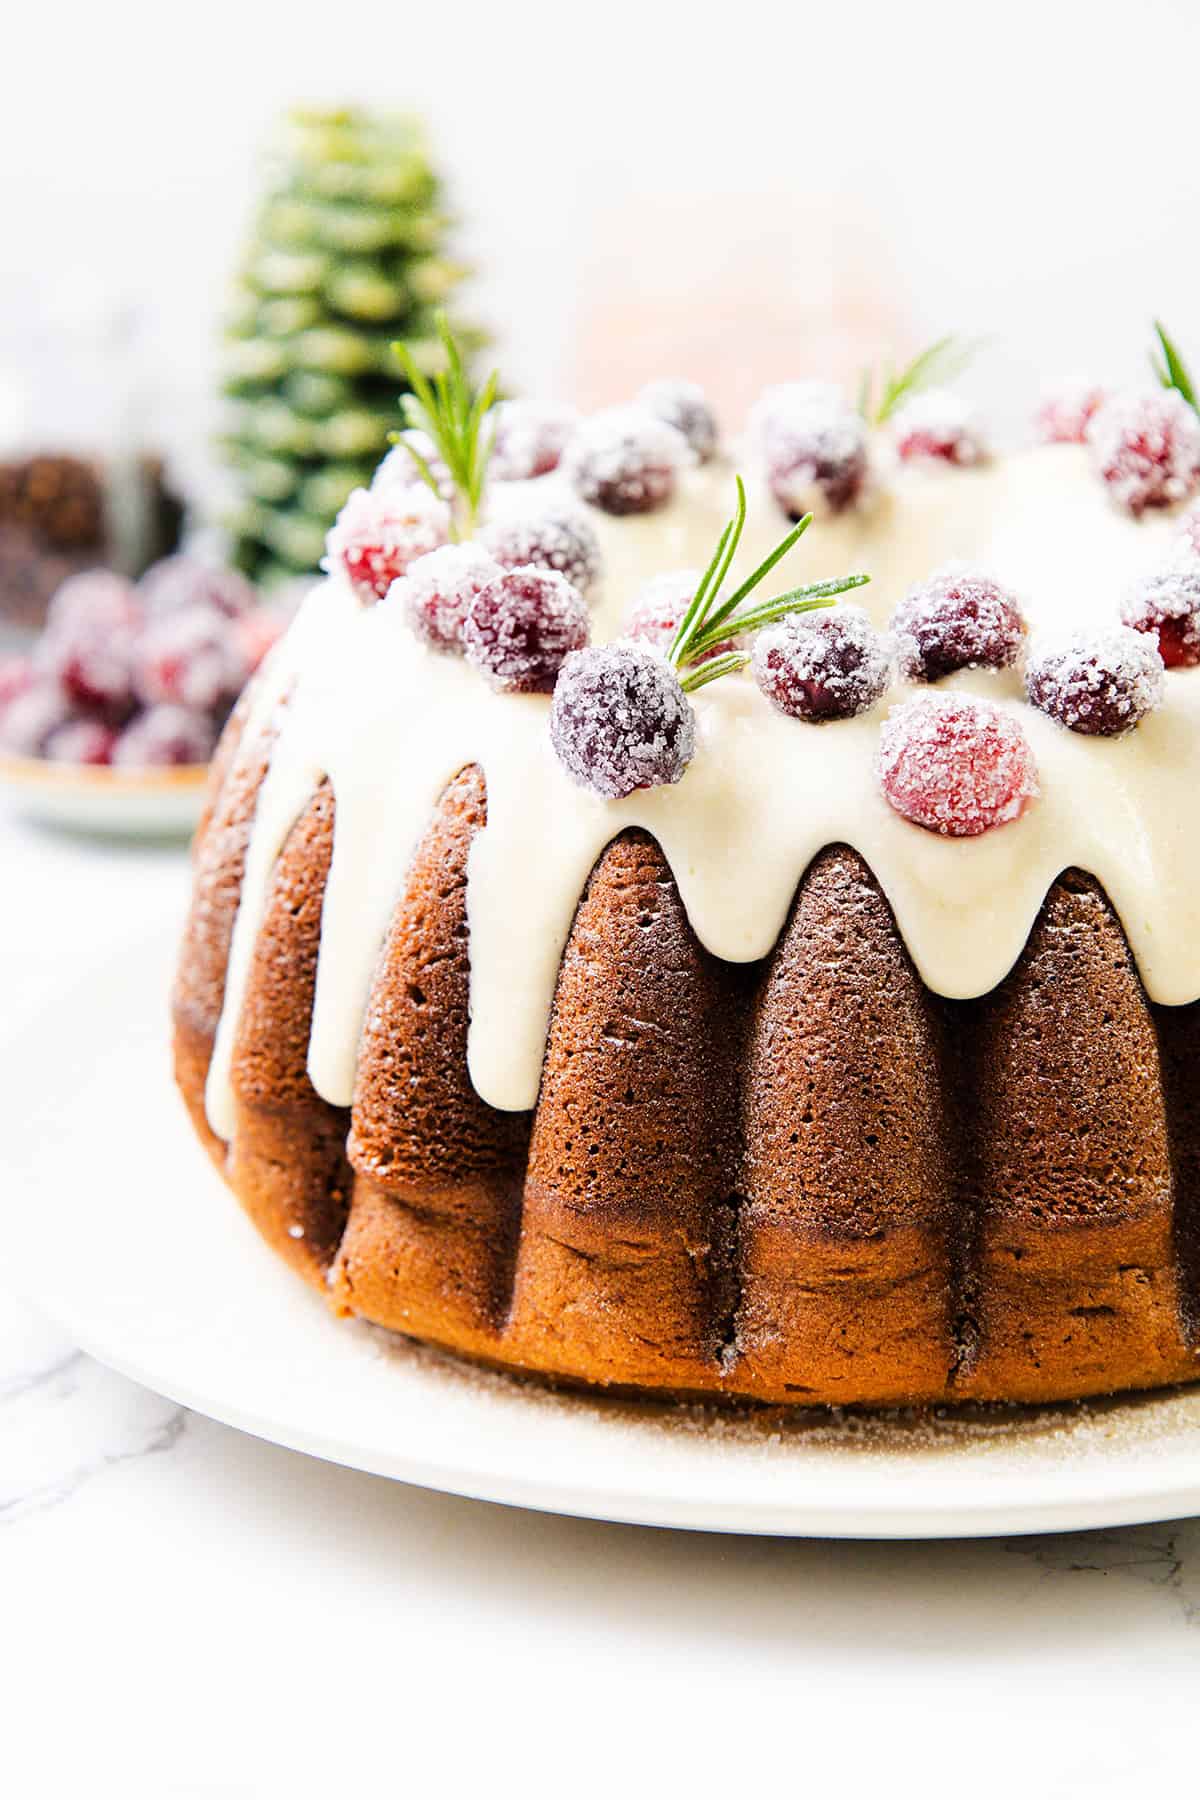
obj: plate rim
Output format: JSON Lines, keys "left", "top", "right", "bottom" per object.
{"left": 8, "top": 920, "right": 1200, "bottom": 1540}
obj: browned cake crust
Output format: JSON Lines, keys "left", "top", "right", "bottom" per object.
{"left": 173, "top": 743, "right": 1200, "bottom": 1406}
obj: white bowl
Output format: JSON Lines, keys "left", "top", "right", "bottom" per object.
{"left": 0, "top": 753, "right": 208, "bottom": 837}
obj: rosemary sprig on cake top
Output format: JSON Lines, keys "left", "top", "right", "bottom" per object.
{"left": 392, "top": 312, "right": 499, "bottom": 535}
{"left": 1150, "top": 321, "right": 1198, "bottom": 416}
{"left": 857, "top": 335, "right": 979, "bottom": 427}
{"left": 549, "top": 479, "right": 872, "bottom": 798}
{"left": 665, "top": 476, "right": 869, "bottom": 690}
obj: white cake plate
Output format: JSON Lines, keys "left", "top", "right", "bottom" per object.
{"left": 6, "top": 918, "right": 1200, "bottom": 1538}
{"left": 0, "top": 755, "right": 208, "bottom": 838}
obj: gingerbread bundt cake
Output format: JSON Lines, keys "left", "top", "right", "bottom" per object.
{"left": 175, "top": 361, "right": 1200, "bottom": 1406}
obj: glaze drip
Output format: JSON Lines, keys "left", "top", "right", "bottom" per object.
{"left": 205, "top": 445, "right": 1200, "bottom": 1134}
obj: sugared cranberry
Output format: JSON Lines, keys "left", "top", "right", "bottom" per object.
{"left": 637, "top": 379, "right": 718, "bottom": 463}
{"left": 1174, "top": 503, "right": 1200, "bottom": 562}
{"left": 234, "top": 606, "right": 287, "bottom": 673}
{"left": 891, "top": 390, "right": 986, "bottom": 467}
{"left": 893, "top": 566, "right": 1027, "bottom": 683}
{"left": 753, "top": 605, "right": 890, "bottom": 722}
{"left": 1026, "top": 628, "right": 1164, "bottom": 736}
{"left": 135, "top": 607, "right": 249, "bottom": 711}
{"left": 563, "top": 407, "right": 688, "bottom": 515}
{"left": 112, "top": 704, "right": 216, "bottom": 769}
{"left": 1034, "top": 384, "right": 1109, "bottom": 446}
{"left": 877, "top": 693, "right": 1038, "bottom": 836}
{"left": 0, "top": 655, "right": 34, "bottom": 715}
{"left": 48, "top": 569, "right": 142, "bottom": 636}
{"left": 325, "top": 484, "right": 451, "bottom": 603}
{"left": 487, "top": 399, "right": 579, "bottom": 481}
{"left": 550, "top": 643, "right": 695, "bottom": 798}
{"left": 0, "top": 682, "right": 74, "bottom": 758}
{"left": 1088, "top": 388, "right": 1200, "bottom": 516}
{"left": 371, "top": 432, "right": 454, "bottom": 501}
{"left": 138, "top": 556, "right": 257, "bottom": 621}
{"left": 752, "top": 382, "right": 868, "bottom": 517}
{"left": 462, "top": 566, "right": 589, "bottom": 693}
{"left": 1120, "top": 565, "right": 1200, "bottom": 667}
{"left": 396, "top": 543, "right": 501, "bottom": 652}
{"left": 37, "top": 618, "right": 139, "bottom": 712}
{"left": 622, "top": 570, "right": 721, "bottom": 662}
{"left": 44, "top": 718, "right": 118, "bottom": 766}
{"left": 479, "top": 504, "right": 603, "bottom": 597}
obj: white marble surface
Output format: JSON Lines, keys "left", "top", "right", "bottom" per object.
{"left": 2, "top": 804, "right": 1200, "bottom": 1799}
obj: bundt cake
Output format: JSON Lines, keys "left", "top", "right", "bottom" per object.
{"left": 174, "top": 356, "right": 1200, "bottom": 1407}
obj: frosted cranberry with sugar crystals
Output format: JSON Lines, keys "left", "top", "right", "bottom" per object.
{"left": 0, "top": 682, "right": 74, "bottom": 757}
{"left": 753, "top": 383, "right": 868, "bottom": 517}
{"left": 0, "top": 655, "right": 34, "bottom": 715}
{"left": 462, "top": 566, "right": 589, "bottom": 692}
{"left": 550, "top": 643, "right": 695, "bottom": 798}
{"left": 893, "top": 567, "right": 1027, "bottom": 682}
{"left": 623, "top": 570, "right": 730, "bottom": 661}
{"left": 563, "top": 408, "right": 687, "bottom": 515}
{"left": 753, "top": 605, "right": 890, "bottom": 722}
{"left": 479, "top": 505, "right": 602, "bottom": 597}
{"left": 325, "top": 484, "right": 451, "bottom": 603}
{"left": 1175, "top": 503, "right": 1200, "bottom": 562}
{"left": 637, "top": 379, "right": 718, "bottom": 462}
{"left": 892, "top": 391, "right": 986, "bottom": 466}
{"left": 877, "top": 693, "right": 1038, "bottom": 836}
{"left": 397, "top": 543, "right": 501, "bottom": 652}
{"left": 138, "top": 556, "right": 257, "bottom": 621}
{"left": 372, "top": 432, "right": 454, "bottom": 501}
{"left": 1034, "top": 384, "right": 1109, "bottom": 446}
{"left": 44, "top": 718, "right": 119, "bottom": 766}
{"left": 135, "top": 607, "right": 249, "bottom": 711}
{"left": 1088, "top": 388, "right": 1200, "bottom": 516}
{"left": 48, "top": 569, "right": 142, "bottom": 636}
{"left": 488, "top": 399, "right": 580, "bottom": 481}
{"left": 38, "top": 617, "right": 139, "bottom": 712}
{"left": 113, "top": 704, "right": 217, "bottom": 769}
{"left": 1026, "top": 628, "right": 1164, "bottom": 736}
{"left": 1121, "top": 565, "right": 1200, "bottom": 667}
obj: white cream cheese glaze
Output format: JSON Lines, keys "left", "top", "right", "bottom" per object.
{"left": 204, "top": 443, "right": 1200, "bottom": 1135}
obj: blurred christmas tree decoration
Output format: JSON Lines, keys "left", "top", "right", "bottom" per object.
{"left": 220, "top": 106, "right": 485, "bottom": 586}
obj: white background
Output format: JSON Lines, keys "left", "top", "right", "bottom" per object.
{"left": 5, "top": 0, "right": 1200, "bottom": 468}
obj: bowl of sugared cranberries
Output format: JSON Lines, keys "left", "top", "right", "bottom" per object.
{"left": 0, "top": 553, "right": 289, "bottom": 836}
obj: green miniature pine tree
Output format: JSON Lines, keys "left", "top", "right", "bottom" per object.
{"left": 220, "top": 106, "right": 482, "bottom": 585}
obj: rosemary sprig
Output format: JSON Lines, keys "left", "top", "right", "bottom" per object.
{"left": 859, "top": 334, "right": 980, "bottom": 427}
{"left": 392, "top": 311, "right": 499, "bottom": 535}
{"left": 1150, "top": 321, "right": 1198, "bottom": 415}
{"left": 666, "top": 477, "right": 870, "bottom": 695}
